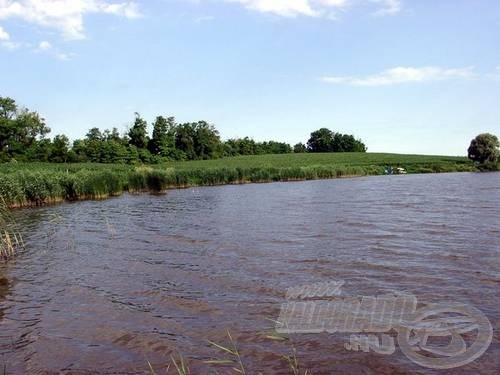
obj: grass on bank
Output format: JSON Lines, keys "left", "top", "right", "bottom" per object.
{"left": 0, "top": 152, "right": 476, "bottom": 208}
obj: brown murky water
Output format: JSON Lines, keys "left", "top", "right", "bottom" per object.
{"left": 0, "top": 172, "right": 499, "bottom": 374}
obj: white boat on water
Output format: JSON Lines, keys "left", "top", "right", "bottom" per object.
{"left": 385, "top": 166, "right": 407, "bottom": 175}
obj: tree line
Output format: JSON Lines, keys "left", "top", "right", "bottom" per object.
{"left": 0, "top": 96, "right": 367, "bottom": 164}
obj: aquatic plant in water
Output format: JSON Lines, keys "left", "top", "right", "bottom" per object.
{"left": 0, "top": 199, "right": 24, "bottom": 260}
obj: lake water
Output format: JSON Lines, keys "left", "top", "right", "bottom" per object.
{"left": 1, "top": 172, "right": 499, "bottom": 374}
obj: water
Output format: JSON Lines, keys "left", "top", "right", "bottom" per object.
{"left": 0, "top": 172, "right": 499, "bottom": 374}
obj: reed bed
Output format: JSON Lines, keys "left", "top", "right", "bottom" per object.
{"left": 0, "top": 153, "right": 476, "bottom": 208}
{"left": 0, "top": 165, "right": 376, "bottom": 207}
{"left": 0, "top": 199, "right": 25, "bottom": 260}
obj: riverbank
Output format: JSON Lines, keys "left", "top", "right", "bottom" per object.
{"left": 0, "top": 152, "right": 476, "bottom": 208}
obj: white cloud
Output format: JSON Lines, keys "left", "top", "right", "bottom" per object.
{"left": 227, "top": 0, "right": 318, "bottom": 17}
{"left": 0, "top": 24, "right": 9, "bottom": 39}
{"left": 33, "top": 39, "right": 75, "bottom": 60}
{"left": 38, "top": 39, "right": 51, "bottom": 50}
{"left": 55, "top": 51, "right": 76, "bottom": 60}
{"left": 321, "top": 66, "right": 475, "bottom": 86}
{"left": 315, "top": 0, "right": 349, "bottom": 5}
{"left": 371, "top": 0, "right": 401, "bottom": 16}
{"left": 224, "top": 0, "right": 396, "bottom": 18}
{"left": 0, "top": 0, "right": 142, "bottom": 40}
{"left": 100, "top": 2, "right": 141, "bottom": 18}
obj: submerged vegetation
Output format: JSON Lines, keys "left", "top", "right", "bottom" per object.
{"left": 147, "top": 329, "right": 310, "bottom": 375}
{"left": 0, "top": 152, "right": 475, "bottom": 208}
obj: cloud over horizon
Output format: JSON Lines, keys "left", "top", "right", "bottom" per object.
{"left": 321, "top": 66, "right": 475, "bottom": 86}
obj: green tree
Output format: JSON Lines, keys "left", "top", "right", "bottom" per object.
{"left": 128, "top": 113, "right": 148, "bottom": 149}
{"left": 307, "top": 128, "right": 334, "bottom": 152}
{"left": 0, "top": 96, "right": 50, "bottom": 160}
{"left": 50, "top": 134, "right": 70, "bottom": 163}
{"left": 137, "top": 148, "right": 152, "bottom": 163}
{"left": 353, "top": 137, "right": 367, "bottom": 152}
{"left": 175, "top": 121, "right": 221, "bottom": 160}
{"left": 256, "top": 141, "right": 291, "bottom": 154}
{"left": 193, "top": 121, "right": 222, "bottom": 159}
{"left": 293, "top": 143, "right": 307, "bottom": 153}
{"left": 16, "top": 110, "right": 50, "bottom": 144}
{"left": 86, "top": 127, "right": 103, "bottom": 142}
{"left": 126, "top": 145, "right": 140, "bottom": 164}
{"left": 468, "top": 133, "right": 499, "bottom": 169}
{"left": 100, "top": 128, "right": 128, "bottom": 163}
{"left": 0, "top": 97, "right": 17, "bottom": 156}
{"left": 331, "top": 133, "right": 367, "bottom": 152}
{"left": 0, "top": 97, "right": 16, "bottom": 119}
{"left": 174, "top": 123, "right": 195, "bottom": 160}
{"left": 148, "top": 116, "right": 176, "bottom": 157}
{"left": 83, "top": 127, "right": 103, "bottom": 162}
{"left": 26, "top": 138, "right": 52, "bottom": 161}
{"left": 71, "top": 139, "right": 89, "bottom": 162}
{"left": 224, "top": 137, "right": 258, "bottom": 155}
{"left": 307, "top": 128, "right": 366, "bottom": 153}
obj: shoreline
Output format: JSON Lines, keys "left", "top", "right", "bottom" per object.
{"left": 0, "top": 153, "right": 482, "bottom": 209}
{"left": 2, "top": 167, "right": 483, "bottom": 210}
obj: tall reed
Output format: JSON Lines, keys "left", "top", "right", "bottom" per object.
{"left": 0, "top": 198, "right": 25, "bottom": 260}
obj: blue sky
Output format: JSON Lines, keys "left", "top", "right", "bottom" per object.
{"left": 1, "top": 0, "right": 499, "bottom": 155}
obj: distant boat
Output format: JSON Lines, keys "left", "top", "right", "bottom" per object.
{"left": 384, "top": 166, "right": 407, "bottom": 175}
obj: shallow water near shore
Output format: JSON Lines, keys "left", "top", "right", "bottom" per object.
{"left": 0, "top": 172, "right": 499, "bottom": 374}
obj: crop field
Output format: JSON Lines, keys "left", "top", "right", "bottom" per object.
{"left": 167, "top": 152, "right": 472, "bottom": 171}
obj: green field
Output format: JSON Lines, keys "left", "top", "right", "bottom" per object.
{"left": 0, "top": 152, "right": 475, "bottom": 208}
{"left": 167, "top": 152, "right": 472, "bottom": 171}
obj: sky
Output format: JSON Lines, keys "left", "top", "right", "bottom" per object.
{"left": 1, "top": 0, "right": 499, "bottom": 155}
